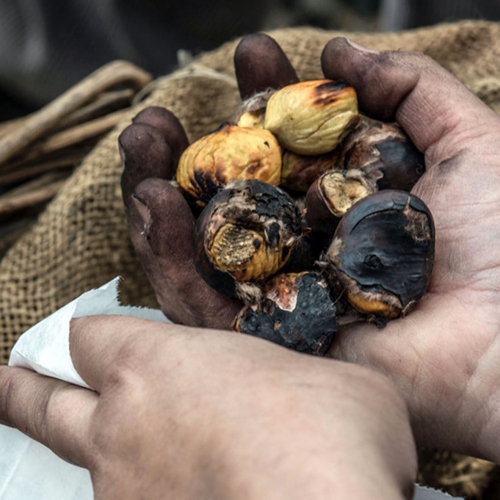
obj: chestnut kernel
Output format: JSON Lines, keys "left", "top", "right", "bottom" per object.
{"left": 194, "top": 179, "right": 304, "bottom": 301}
{"left": 176, "top": 123, "right": 282, "bottom": 208}
{"left": 234, "top": 271, "right": 337, "bottom": 355}
{"left": 324, "top": 190, "right": 435, "bottom": 321}
{"left": 264, "top": 80, "right": 359, "bottom": 155}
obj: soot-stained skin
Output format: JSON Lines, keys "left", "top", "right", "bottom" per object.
{"left": 194, "top": 180, "right": 304, "bottom": 300}
{"left": 329, "top": 190, "right": 435, "bottom": 315}
{"left": 234, "top": 33, "right": 299, "bottom": 100}
{"left": 235, "top": 272, "right": 337, "bottom": 355}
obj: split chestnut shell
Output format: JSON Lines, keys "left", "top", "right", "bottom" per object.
{"left": 325, "top": 190, "right": 435, "bottom": 321}
{"left": 305, "top": 169, "right": 377, "bottom": 235}
{"left": 176, "top": 123, "right": 282, "bottom": 208}
{"left": 234, "top": 271, "right": 337, "bottom": 355}
{"left": 194, "top": 180, "right": 304, "bottom": 300}
{"left": 338, "top": 116, "right": 425, "bottom": 191}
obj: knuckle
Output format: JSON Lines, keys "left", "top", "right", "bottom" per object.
{"left": 29, "top": 379, "right": 63, "bottom": 444}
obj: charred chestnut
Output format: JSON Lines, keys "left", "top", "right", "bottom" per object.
{"left": 194, "top": 179, "right": 304, "bottom": 301}
{"left": 234, "top": 271, "right": 337, "bottom": 355}
{"left": 176, "top": 123, "right": 282, "bottom": 208}
{"left": 324, "top": 190, "right": 435, "bottom": 322}
{"left": 338, "top": 116, "right": 425, "bottom": 191}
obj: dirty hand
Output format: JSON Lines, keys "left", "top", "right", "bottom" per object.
{"left": 119, "top": 34, "right": 500, "bottom": 463}
{"left": 0, "top": 315, "right": 416, "bottom": 500}
{"left": 118, "top": 33, "right": 301, "bottom": 329}
{"left": 321, "top": 38, "right": 500, "bottom": 463}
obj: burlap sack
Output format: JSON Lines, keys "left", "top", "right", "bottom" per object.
{"left": 2, "top": 19, "right": 500, "bottom": 498}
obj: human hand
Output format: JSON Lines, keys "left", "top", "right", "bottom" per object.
{"left": 0, "top": 315, "right": 417, "bottom": 500}
{"left": 321, "top": 38, "right": 500, "bottom": 463}
{"left": 118, "top": 34, "right": 301, "bottom": 329}
{"left": 119, "top": 33, "right": 500, "bottom": 464}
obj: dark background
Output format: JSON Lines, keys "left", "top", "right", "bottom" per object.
{"left": 1, "top": 0, "right": 499, "bottom": 121}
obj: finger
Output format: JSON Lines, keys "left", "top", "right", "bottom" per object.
{"left": 119, "top": 121, "right": 228, "bottom": 326}
{"left": 69, "top": 315, "right": 206, "bottom": 394}
{"left": 132, "top": 106, "right": 189, "bottom": 167}
{"left": 234, "top": 33, "right": 299, "bottom": 100}
{"left": 0, "top": 366, "right": 97, "bottom": 468}
{"left": 321, "top": 38, "right": 500, "bottom": 162}
{"left": 130, "top": 178, "right": 241, "bottom": 328}
{"left": 119, "top": 123, "right": 175, "bottom": 204}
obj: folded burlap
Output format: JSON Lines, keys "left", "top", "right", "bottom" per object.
{"left": 1, "top": 19, "right": 500, "bottom": 498}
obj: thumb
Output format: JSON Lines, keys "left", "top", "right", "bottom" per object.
{"left": 321, "top": 37, "right": 500, "bottom": 162}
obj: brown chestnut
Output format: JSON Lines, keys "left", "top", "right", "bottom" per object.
{"left": 234, "top": 271, "right": 337, "bottom": 355}
{"left": 324, "top": 190, "right": 435, "bottom": 323}
{"left": 338, "top": 116, "right": 425, "bottom": 191}
{"left": 305, "top": 169, "right": 377, "bottom": 235}
{"left": 194, "top": 179, "right": 304, "bottom": 302}
{"left": 280, "top": 148, "right": 340, "bottom": 193}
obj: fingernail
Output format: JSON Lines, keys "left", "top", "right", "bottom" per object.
{"left": 345, "top": 38, "right": 379, "bottom": 54}
{"left": 131, "top": 194, "right": 152, "bottom": 237}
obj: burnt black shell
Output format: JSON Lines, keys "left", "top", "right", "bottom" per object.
{"left": 194, "top": 179, "right": 303, "bottom": 299}
{"left": 237, "top": 272, "right": 337, "bottom": 355}
{"left": 333, "top": 190, "right": 435, "bottom": 308}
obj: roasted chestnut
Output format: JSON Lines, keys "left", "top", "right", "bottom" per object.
{"left": 324, "top": 190, "right": 435, "bottom": 323}
{"left": 304, "top": 116, "right": 425, "bottom": 234}
{"left": 338, "top": 116, "right": 425, "bottom": 191}
{"left": 264, "top": 80, "right": 359, "bottom": 155}
{"left": 234, "top": 271, "right": 337, "bottom": 355}
{"left": 194, "top": 179, "right": 305, "bottom": 301}
{"left": 305, "top": 169, "right": 377, "bottom": 235}
{"left": 176, "top": 123, "right": 282, "bottom": 208}
{"left": 280, "top": 148, "right": 340, "bottom": 192}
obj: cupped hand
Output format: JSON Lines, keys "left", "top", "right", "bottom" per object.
{"left": 119, "top": 34, "right": 300, "bottom": 329}
{"left": 0, "top": 315, "right": 417, "bottom": 500}
{"left": 321, "top": 38, "right": 500, "bottom": 462}
{"left": 119, "top": 33, "right": 500, "bottom": 462}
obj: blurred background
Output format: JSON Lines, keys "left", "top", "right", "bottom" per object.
{"left": 1, "top": 0, "right": 500, "bottom": 121}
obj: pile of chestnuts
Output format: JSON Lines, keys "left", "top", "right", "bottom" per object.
{"left": 127, "top": 37, "right": 435, "bottom": 357}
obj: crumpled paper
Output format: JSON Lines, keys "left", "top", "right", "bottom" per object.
{"left": 0, "top": 278, "right": 461, "bottom": 500}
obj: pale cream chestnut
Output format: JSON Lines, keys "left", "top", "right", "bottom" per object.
{"left": 264, "top": 80, "right": 358, "bottom": 155}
